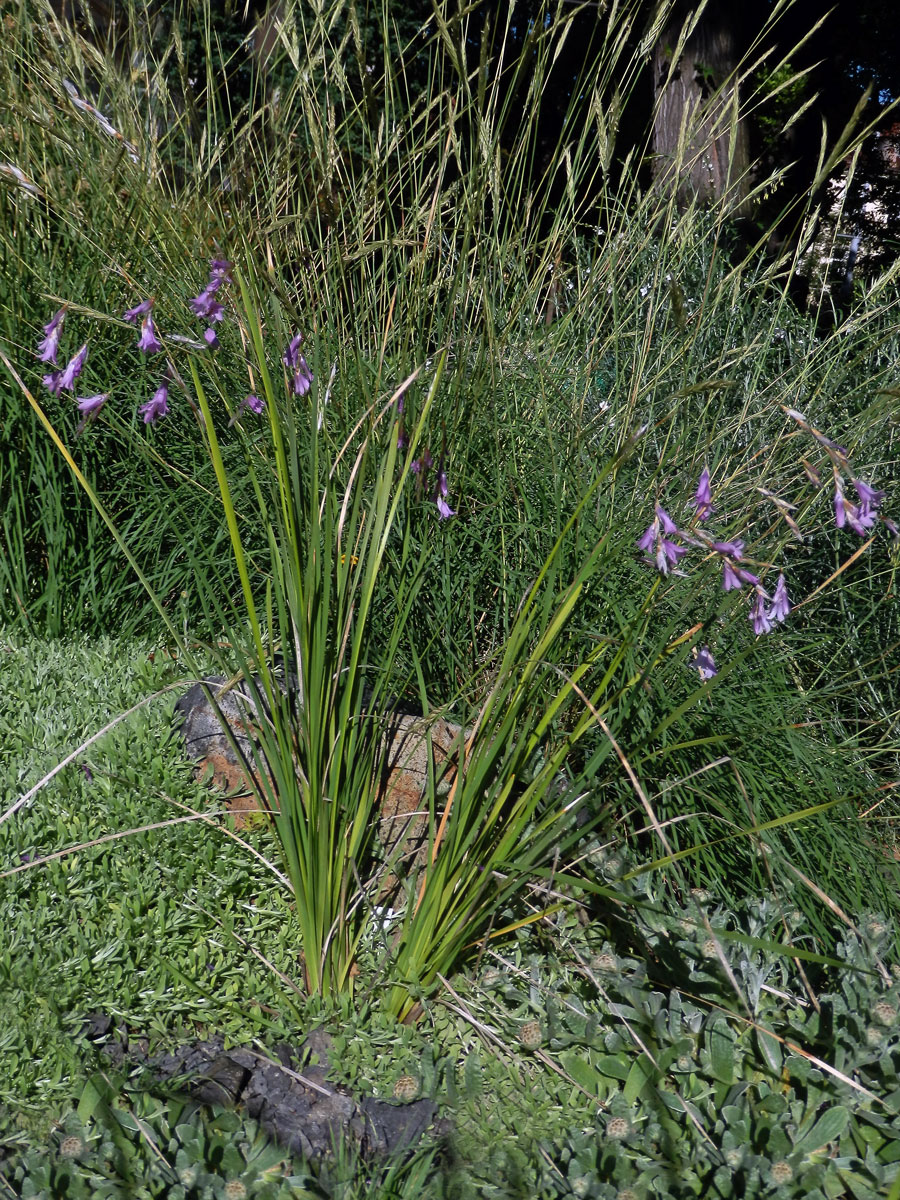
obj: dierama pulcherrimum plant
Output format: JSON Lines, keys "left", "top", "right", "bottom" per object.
{"left": 19, "top": 255, "right": 507, "bottom": 1013}
{"left": 637, "top": 407, "right": 896, "bottom": 680}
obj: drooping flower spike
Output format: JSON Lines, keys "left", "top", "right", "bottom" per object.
{"left": 853, "top": 478, "right": 885, "bottom": 521}
{"left": 693, "top": 645, "right": 717, "bottom": 680}
{"left": 283, "top": 333, "right": 314, "bottom": 396}
{"left": 229, "top": 394, "right": 265, "bottom": 426}
{"left": 189, "top": 283, "right": 224, "bottom": 322}
{"left": 189, "top": 257, "right": 231, "bottom": 324}
{"left": 56, "top": 343, "right": 88, "bottom": 391}
{"left": 137, "top": 315, "right": 163, "bottom": 354}
{"left": 768, "top": 573, "right": 790, "bottom": 624}
{"left": 750, "top": 590, "right": 774, "bottom": 636}
{"left": 123, "top": 298, "right": 154, "bottom": 323}
{"left": 435, "top": 466, "right": 456, "bottom": 520}
{"left": 718, "top": 546, "right": 758, "bottom": 593}
{"left": 37, "top": 306, "right": 67, "bottom": 363}
{"left": 783, "top": 407, "right": 848, "bottom": 460}
{"left": 689, "top": 467, "right": 714, "bottom": 521}
{"left": 712, "top": 539, "right": 744, "bottom": 559}
{"left": 410, "top": 448, "right": 433, "bottom": 477}
{"left": 74, "top": 393, "right": 108, "bottom": 436}
{"left": 638, "top": 504, "right": 686, "bottom": 575}
{"left": 76, "top": 393, "right": 108, "bottom": 415}
{"left": 140, "top": 383, "right": 169, "bottom": 424}
{"left": 834, "top": 476, "right": 877, "bottom": 536}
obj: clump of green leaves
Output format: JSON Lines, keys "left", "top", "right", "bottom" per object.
{"left": 0, "top": 1073, "right": 441, "bottom": 1200}
{"left": 455, "top": 875, "right": 900, "bottom": 1199}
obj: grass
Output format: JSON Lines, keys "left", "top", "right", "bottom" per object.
{"left": 1, "top": 0, "right": 900, "bottom": 1194}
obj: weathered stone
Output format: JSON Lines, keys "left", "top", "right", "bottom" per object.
{"left": 112, "top": 1027, "right": 441, "bottom": 1163}
{"left": 173, "top": 673, "right": 466, "bottom": 882}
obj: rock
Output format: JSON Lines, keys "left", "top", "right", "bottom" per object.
{"left": 173, "top": 672, "right": 466, "bottom": 883}
{"left": 99, "top": 1025, "right": 440, "bottom": 1163}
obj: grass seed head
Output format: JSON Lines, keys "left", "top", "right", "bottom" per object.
{"left": 519, "top": 1019, "right": 542, "bottom": 1050}
{"left": 770, "top": 1161, "right": 793, "bottom": 1186}
{"left": 606, "top": 1116, "right": 631, "bottom": 1140}
{"left": 393, "top": 1074, "right": 419, "bottom": 1101}
{"left": 871, "top": 999, "right": 897, "bottom": 1026}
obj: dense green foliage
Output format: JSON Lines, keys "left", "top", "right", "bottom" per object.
{"left": 2, "top": 0, "right": 900, "bottom": 1194}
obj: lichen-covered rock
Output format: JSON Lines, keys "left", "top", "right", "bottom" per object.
{"left": 173, "top": 673, "right": 465, "bottom": 881}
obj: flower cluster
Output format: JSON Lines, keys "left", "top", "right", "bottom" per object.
{"left": 124, "top": 298, "right": 163, "bottom": 356}
{"left": 409, "top": 447, "right": 455, "bottom": 520}
{"left": 36, "top": 266, "right": 457, "bottom": 521}
{"left": 35, "top": 257, "right": 266, "bottom": 428}
{"left": 189, "top": 258, "right": 232, "bottom": 349}
{"left": 639, "top": 413, "right": 893, "bottom": 680}
{"left": 283, "top": 332, "right": 314, "bottom": 396}
{"left": 785, "top": 407, "right": 896, "bottom": 538}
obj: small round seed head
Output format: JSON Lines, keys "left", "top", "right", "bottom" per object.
{"left": 178, "top": 1166, "right": 198, "bottom": 1187}
{"left": 865, "top": 917, "right": 888, "bottom": 939}
{"left": 770, "top": 1160, "right": 793, "bottom": 1186}
{"left": 570, "top": 1177, "right": 591, "bottom": 1197}
{"left": 724, "top": 1147, "right": 742, "bottom": 1169}
{"left": 892, "top": 964, "right": 900, "bottom": 980}
{"left": 871, "top": 999, "right": 897, "bottom": 1027}
{"left": 59, "top": 1135, "right": 84, "bottom": 1158}
{"left": 603, "top": 857, "right": 623, "bottom": 878}
{"left": 679, "top": 918, "right": 694, "bottom": 935}
{"left": 519, "top": 1019, "right": 542, "bottom": 1050}
{"left": 690, "top": 887, "right": 712, "bottom": 903}
{"left": 393, "top": 1075, "right": 419, "bottom": 1101}
{"left": 702, "top": 937, "right": 719, "bottom": 958}
{"left": 617, "top": 1189, "right": 638, "bottom": 1200}
{"left": 481, "top": 967, "right": 502, "bottom": 987}
{"left": 591, "top": 952, "right": 618, "bottom": 973}
{"left": 866, "top": 1024, "right": 885, "bottom": 1046}
{"left": 676, "top": 1053, "right": 694, "bottom": 1071}
{"left": 224, "top": 1181, "right": 247, "bottom": 1200}
{"left": 606, "top": 1116, "right": 631, "bottom": 1140}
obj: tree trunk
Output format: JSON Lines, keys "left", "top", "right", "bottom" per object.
{"left": 651, "top": 7, "right": 751, "bottom": 214}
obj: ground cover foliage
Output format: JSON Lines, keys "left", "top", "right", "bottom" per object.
{"left": 1, "top": 0, "right": 900, "bottom": 1194}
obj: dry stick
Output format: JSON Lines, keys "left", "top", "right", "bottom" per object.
{"left": 549, "top": 663, "right": 676, "bottom": 861}
{"left": 0, "top": 815, "right": 210, "bottom": 879}
{"left": 98, "top": 1069, "right": 174, "bottom": 1173}
{"left": 792, "top": 536, "right": 876, "bottom": 610}
{"left": 162, "top": 795, "right": 292, "bottom": 890}
{"left": 554, "top": 668, "right": 755, "bottom": 1017}
{"left": 246, "top": 1043, "right": 335, "bottom": 1098}
{"left": 780, "top": 858, "right": 892, "bottom": 986}
{"left": 675, "top": 986, "right": 885, "bottom": 1107}
{"left": 436, "top": 971, "right": 598, "bottom": 1104}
